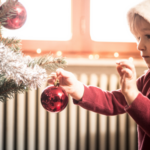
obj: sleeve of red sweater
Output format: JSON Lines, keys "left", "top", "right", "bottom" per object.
{"left": 73, "top": 72, "right": 150, "bottom": 137}
{"left": 125, "top": 93, "right": 150, "bottom": 137}
{"left": 125, "top": 72, "right": 150, "bottom": 137}
{"left": 73, "top": 85, "right": 127, "bottom": 115}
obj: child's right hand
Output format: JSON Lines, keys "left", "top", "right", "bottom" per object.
{"left": 48, "top": 68, "right": 84, "bottom": 101}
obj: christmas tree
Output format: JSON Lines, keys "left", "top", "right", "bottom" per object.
{"left": 0, "top": 0, "right": 67, "bottom": 102}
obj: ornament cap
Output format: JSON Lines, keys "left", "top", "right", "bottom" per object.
{"left": 54, "top": 79, "right": 60, "bottom": 87}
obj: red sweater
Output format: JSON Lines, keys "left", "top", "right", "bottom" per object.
{"left": 73, "top": 69, "right": 150, "bottom": 150}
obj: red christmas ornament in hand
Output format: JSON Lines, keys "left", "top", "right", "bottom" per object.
{"left": 41, "top": 79, "right": 68, "bottom": 113}
{"left": 2, "top": 1, "right": 27, "bottom": 29}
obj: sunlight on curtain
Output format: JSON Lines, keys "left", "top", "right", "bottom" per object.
{"left": 2, "top": 0, "right": 72, "bottom": 41}
{"left": 90, "top": 0, "right": 142, "bottom": 42}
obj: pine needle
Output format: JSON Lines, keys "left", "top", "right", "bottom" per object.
{"left": 29, "top": 54, "right": 68, "bottom": 71}
{"left": 0, "top": 75, "right": 29, "bottom": 102}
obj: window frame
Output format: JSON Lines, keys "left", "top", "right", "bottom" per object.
{"left": 22, "top": 0, "right": 140, "bottom": 59}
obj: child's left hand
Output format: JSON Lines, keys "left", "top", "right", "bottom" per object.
{"left": 116, "top": 59, "right": 140, "bottom": 105}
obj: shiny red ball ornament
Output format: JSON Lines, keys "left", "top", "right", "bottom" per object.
{"left": 41, "top": 81, "right": 68, "bottom": 113}
{"left": 2, "top": 1, "right": 27, "bottom": 29}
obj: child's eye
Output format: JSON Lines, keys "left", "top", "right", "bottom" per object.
{"left": 136, "top": 37, "right": 140, "bottom": 41}
{"left": 145, "top": 35, "right": 150, "bottom": 39}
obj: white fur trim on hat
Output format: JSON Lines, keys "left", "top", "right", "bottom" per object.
{"left": 127, "top": 0, "right": 150, "bottom": 26}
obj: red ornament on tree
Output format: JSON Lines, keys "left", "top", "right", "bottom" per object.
{"left": 1, "top": 1, "right": 27, "bottom": 29}
{"left": 41, "top": 79, "right": 68, "bottom": 113}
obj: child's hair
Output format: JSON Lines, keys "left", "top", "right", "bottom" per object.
{"left": 127, "top": 0, "right": 150, "bottom": 37}
{"left": 130, "top": 14, "right": 147, "bottom": 36}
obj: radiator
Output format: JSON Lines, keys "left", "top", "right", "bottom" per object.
{"left": 0, "top": 59, "right": 146, "bottom": 150}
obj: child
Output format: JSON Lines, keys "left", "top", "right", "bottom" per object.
{"left": 48, "top": 0, "right": 150, "bottom": 149}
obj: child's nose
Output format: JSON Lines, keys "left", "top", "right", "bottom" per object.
{"left": 137, "top": 40, "right": 146, "bottom": 51}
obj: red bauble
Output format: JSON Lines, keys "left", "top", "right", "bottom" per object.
{"left": 2, "top": 1, "right": 27, "bottom": 29}
{"left": 41, "top": 85, "right": 68, "bottom": 113}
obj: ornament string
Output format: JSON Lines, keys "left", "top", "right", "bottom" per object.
{"left": 48, "top": 73, "right": 60, "bottom": 87}
{"left": 54, "top": 79, "right": 59, "bottom": 87}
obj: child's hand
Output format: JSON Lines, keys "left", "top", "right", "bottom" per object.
{"left": 48, "top": 68, "right": 84, "bottom": 101}
{"left": 116, "top": 59, "right": 139, "bottom": 105}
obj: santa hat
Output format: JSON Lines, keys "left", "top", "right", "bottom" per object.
{"left": 127, "top": 0, "right": 150, "bottom": 27}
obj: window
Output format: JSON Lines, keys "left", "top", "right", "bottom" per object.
{"left": 90, "top": 0, "right": 141, "bottom": 42}
{"left": 3, "top": 0, "right": 72, "bottom": 41}
{"left": 1, "top": 0, "right": 143, "bottom": 59}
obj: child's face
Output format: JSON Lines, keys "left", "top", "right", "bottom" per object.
{"left": 134, "top": 17, "right": 150, "bottom": 68}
